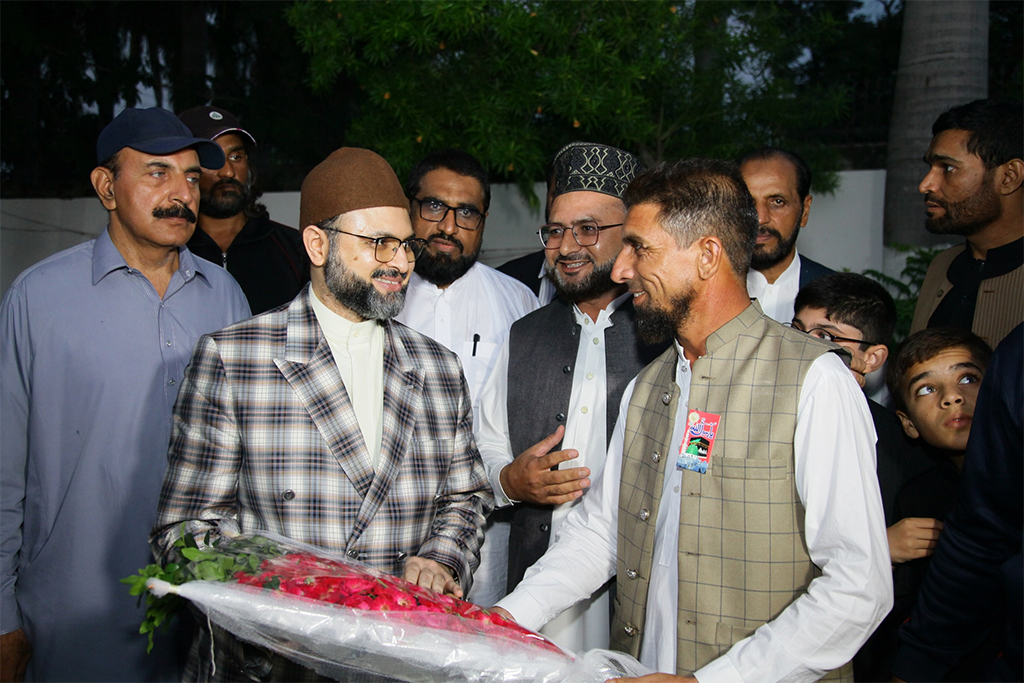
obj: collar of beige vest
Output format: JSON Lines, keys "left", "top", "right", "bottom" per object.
{"left": 701, "top": 300, "right": 767, "bottom": 357}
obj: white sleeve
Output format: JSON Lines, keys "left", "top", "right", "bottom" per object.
{"left": 475, "top": 338, "right": 517, "bottom": 507}
{"left": 494, "top": 378, "right": 635, "bottom": 630}
{"left": 694, "top": 353, "right": 893, "bottom": 683}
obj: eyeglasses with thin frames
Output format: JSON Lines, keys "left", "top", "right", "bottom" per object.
{"left": 321, "top": 227, "right": 427, "bottom": 263}
{"left": 786, "top": 322, "right": 878, "bottom": 347}
{"left": 538, "top": 221, "right": 623, "bottom": 249}
{"left": 413, "top": 197, "right": 484, "bottom": 231}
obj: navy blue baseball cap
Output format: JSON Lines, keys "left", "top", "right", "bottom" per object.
{"left": 96, "top": 107, "right": 225, "bottom": 169}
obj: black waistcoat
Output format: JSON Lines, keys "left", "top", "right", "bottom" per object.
{"left": 505, "top": 296, "right": 667, "bottom": 592}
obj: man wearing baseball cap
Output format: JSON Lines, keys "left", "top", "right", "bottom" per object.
{"left": 178, "top": 105, "right": 308, "bottom": 314}
{"left": 0, "top": 107, "right": 250, "bottom": 681}
{"left": 151, "top": 148, "right": 493, "bottom": 680}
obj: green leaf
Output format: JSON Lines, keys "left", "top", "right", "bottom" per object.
{"left": 180, "top": 547, "right": 203, "bottom": 561}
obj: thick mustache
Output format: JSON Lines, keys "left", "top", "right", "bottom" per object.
{"left": 211, "top": 178, "right": 244, "bottom": 193}
{"left": 758, "top": 226, "right": 781, "bottom": 240}
{"left": 556, "top": 251, "right": 594, "bottom": 265}
{"left": 428, "top": 234, "right": 463, "bottom": 251}
{"left": 372, "top": 267, "right": 405, "bottom": 280}
{"left": 924, "top": 193, "right": 947, "bottom": 209}
{"left": 152, "top": 203, "right": 197, "bottom": 223}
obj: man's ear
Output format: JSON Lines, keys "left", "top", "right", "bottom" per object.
{"left": 90, "top": 167, "right": 116, "bottom": 210}
{"left": 799, "top": 194, "right": 813, "bottom": 228}
{"left": 696, "top": 235, "right": 724, "bottom": 281}
{"left": 896, "top": 409, "right": 920, "bottom": 440}
{"left": 861, "top": 343, "right": 889, "bottom": 375}
{"left": 996, "top": 158, "right": 1024, "bottom": 196}
{"left": 303, "top": 225, "right": 329, "bottom": 267}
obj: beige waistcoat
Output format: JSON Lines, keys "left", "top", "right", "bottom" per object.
{"left": 610, "top": 303, "right": 852, "bottom": 681}
{"left": 910, "top": 244, "right": 1024, "bottom": 348}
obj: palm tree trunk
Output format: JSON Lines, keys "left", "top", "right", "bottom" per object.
{"left": 884, "top": 0, "right": 988, "bottom": 248}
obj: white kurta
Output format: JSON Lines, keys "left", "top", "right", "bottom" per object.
{"left": 396, "top": 262, "right": 538, "bottom": 606}
{"left": 746, "top": 250, "right": 803, "bottom": 324}
{"left": 476, "top": 293, "right": 630, "bottom": 651}
{"left": 396, "top": 262, "right": 539, "bottom": 422}
{"left": 497, "top": 347, "right": 893, "bottom": 682}
{"left": 310, "top": 288, "right": 385, "bottom": 470}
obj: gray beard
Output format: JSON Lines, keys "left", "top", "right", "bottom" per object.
{"left": 324, "top": 249, "right": 407, "bottom": 321}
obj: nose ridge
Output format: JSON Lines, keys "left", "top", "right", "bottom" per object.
{"left": 611, "top": 249, "right": 632, "bottom": 284}
{"left": 919, "top": 169, "right": 937, "bottom": 195}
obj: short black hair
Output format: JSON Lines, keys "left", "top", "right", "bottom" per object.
{"left": 624, "top": 157, "right": 758, "bottom": 279}
{"left": 405, "top": 149, "right": 490, "bottom": 212}
{"left": 794, "top": 273, "right": 897, "bottom": 349}
{"left": 738, "top": 147, "right": 812, "bottom": 201}
{"left": 932, "top": 99, "right": 1024, "bottom": 170}
{"left": 886, "top": 327, "right": 992, "bottom": 413}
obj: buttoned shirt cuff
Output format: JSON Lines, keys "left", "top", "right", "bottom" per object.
{"left": 0, "top": 589, "right": 22, "bottom": 634}
{"left": 487, "top": 461, "right": 519, "bottom": 508}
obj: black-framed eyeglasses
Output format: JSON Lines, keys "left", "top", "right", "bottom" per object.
{"left": 538, "top": 221, "right": 623, "bottom": 249}
{"left": 786, "top": 322, "right": 878, "bottom": 347}
{"left": 322, "top": 227, "right": 427, "bottom": 263}
{"left": 413, "top": 197, "right": 484, "bottom": 231}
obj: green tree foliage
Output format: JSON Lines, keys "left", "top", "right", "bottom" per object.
{"left": 0, "top": 1, "right": 355, "bottom": 197}
{"left": 287, "top": 0, "right": 851, "bottom": 200}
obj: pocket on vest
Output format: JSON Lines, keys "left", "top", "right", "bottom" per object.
{"left": 710, "top": 456, "right": 792, "bottom": 480}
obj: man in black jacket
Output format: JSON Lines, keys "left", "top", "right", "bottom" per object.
{"left": 179, "top": 106, "right": 308, "bottom": 313}
{"left": 475, "top": 141, "right": 665, "bottom": 652}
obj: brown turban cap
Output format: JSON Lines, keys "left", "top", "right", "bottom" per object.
{"left": 299, "top": 148, "right": 409, "bottom": 228}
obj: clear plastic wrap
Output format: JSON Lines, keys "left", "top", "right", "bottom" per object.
{"left": 140, "top": 530, "right": 651, "bottom": 682}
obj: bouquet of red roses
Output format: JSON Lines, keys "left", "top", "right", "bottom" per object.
{"left": 125, "top": 529, "right": 648, "bottom": 682}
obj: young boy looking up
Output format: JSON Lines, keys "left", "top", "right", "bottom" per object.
{"left": 887, "top": 328, "right": 992, "bottom": 471}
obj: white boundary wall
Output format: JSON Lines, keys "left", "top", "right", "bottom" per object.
{"left": 1, "top": 170, "right": 891, "bottom": 297}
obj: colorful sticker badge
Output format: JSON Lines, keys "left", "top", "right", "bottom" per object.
{"left": 677, "top": 409, "right": 721, "bottom": 473}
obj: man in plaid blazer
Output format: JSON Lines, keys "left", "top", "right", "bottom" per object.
{"left": 152, "top": 148, "right": 493, "bottom": 681}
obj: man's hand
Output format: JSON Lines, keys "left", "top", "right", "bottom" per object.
{"left": 887, "top": 517, "right": 944, "bottom": 563}
{"left": 499, "top": 426, "right": 591, "bottom": 505}
{"left": 849, "top": 356, "right": 868, "bottom": 388}
{"left": 490, "top": 606, "right": 515, "bottom": 622}
{"left": 1, "top": 628, "right": 32, "bottom": 683}
{"left": 609, "top": 675, "right": 697, "bottom": 682}
{"left": 403, "top": 556, "right": 463, "bottom": 598}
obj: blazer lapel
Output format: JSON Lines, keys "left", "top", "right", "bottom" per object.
{"left": 274, "top": 289, "right": 376, "bottom": 498}
{"left": 349, "top": 322, "right": 423, "bottom": 541}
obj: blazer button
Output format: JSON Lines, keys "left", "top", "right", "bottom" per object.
{"left": 562, "top": 365, "right": 572, "bottom": 373}
{"left": 539, "top": 523, "right": 550, "bottom": 532}
{"left": 651, "top": 451, "right": 661, "bottom": 463}
{"left": 624, "top": 624, "right": 638, "bottom": 637}
{"left": 347, "top": 549, "right": 358, "bottom": 558}
{"left": 661, "top": 392, "right": 671, "bottom": 405}
{"left": 555, "top": 413, "right": 565, "bottom": 423}
{"left": 281, "top": 489, "right": 295, "bottom": 501}
{"left": 639, "top": 508, "right": 650, "bottom": 521}
{"left": 397, "top": 551, "right": 408, "bottom": 562}
{"left": 626, "top": 568, "right": 638, "bottom": 580}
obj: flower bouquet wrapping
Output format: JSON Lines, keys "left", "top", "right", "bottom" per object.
{"left": 125, "top": 529, "right": 649, "bottom": 682}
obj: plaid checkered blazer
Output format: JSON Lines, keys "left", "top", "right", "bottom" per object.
{"left": 151, "top": 286, "right": 493, "bottom": 680}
